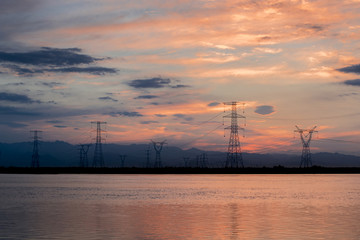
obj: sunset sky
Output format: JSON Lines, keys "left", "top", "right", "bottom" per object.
{"left": 1, "top": 0, "right": 360, "bottom": 155}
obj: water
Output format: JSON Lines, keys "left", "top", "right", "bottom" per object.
{"left": 0, "top": 174, "right": 359, "bottom": 239}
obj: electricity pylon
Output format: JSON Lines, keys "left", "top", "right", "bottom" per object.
{"left": 30, "top": 130, "right": 42, "bottom": 168}
{"left": 119, "top": 155, "right": 127, "bottom": 168}
{"left": 294, "top": 126, "right": 318, "bottom": 168}
{"left": 78, "top": 144, "right": 91, "bottom": 167}
{"left": 145, "top": 146, "right": 151, "bottom": 168}
{"left": 91, "top": 121, "right": 106, "bottom": 167}
{"left": 198, "top": 153, "right": 208, "bottom": 168}
{"left": 151, "top": 140, "right": 166, "bottom": 168}
{"left": 223, "top": 102, "right": 246, "bottom": 168}
{"left": 183, "top": 157, "right": 190, "bottom": 168}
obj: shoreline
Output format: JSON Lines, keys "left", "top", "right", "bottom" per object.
{"left": 1, "top": 167, "right": 360, "bottom": 174}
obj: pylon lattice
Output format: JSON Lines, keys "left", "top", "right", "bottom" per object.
{"left": 145, "top": 147, "right": 151, "bottom": 168}
{"left": 119, "top": 155, "right": 127, "bottom": 168}
{"left": 223, "top": 102, "right": 246, "bottom": 168}
{"left": 183, "top": 157, "right": 190, "bottom": 168}
{"left": 294, "top": 125, "right": 317, "bottom": 168}
{"left": 198, "top": 153, "right": 208, "bottom": 168}
{"left": 151, "top": 140, "right": 166, "bottom": 168}
{"left": 79, "top": 144, "right": 90, "bottom": 167}
{"left": 30, "top": 130, "right": 42, "bottom": 168}
{"left": 91, "top": 121, "right": 106, "bottom": 167}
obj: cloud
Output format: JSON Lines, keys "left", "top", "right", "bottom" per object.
{"left": 41, "top": 82, "right": 63, "bottom": 88}
{"left": 0, "top": 0, "right": 43, "bottom": 14}
{"left": 0, "top": 121, "right": 28, "bottom": 128}
{"left": 155, "top": 114, "right": 167, "bottom": 117}
{"left": 342, "top": 79, "right": 360, "bottom": 86}
{"left": 0, "top": 92, "right": 38, "bottom": 103}
{"left": 339, "top": 92, "right": 358, "bottom": 97}
{"left": 0, "top": 47, "right": 99, "bottom": 66}
{"left": 53, "top": 125, "right": 67, "bottom": 128}
{"left": 128, "top": 77, "right": 171, "bottom": 88}
{"left": 3, "top": 64, "right": 117, "bottom": 76}
{"left": 46, "top": 120, "right": 63, "bottom": 124}
{"left": 5, "top": 82, "right": 25, "bottom": 86}
{"left": 128, "top": 77, "right": 189, "bottom": 89}
{"left": 173, "top": 113, "right": 193, "bottom": 121}
{"left": 254, "top": 47, "right": 282, "bottom": 54}
{"left": 338, "top": 64, "right": 360, "bottom": 74}
{"left": 0, "top": 48, "right": 117, "bottom": 76}
{"left": 140, "top": 120, "right": 159, "bottom": 124}
{"left": 3, "top": 64, "right": 43, "bottom": 76}
{"left": 254, "top": 105, "right": 275, "bottom": 115}
{"left": 171, "top": 84, "right": 190, "bottom": 88}
{"left": 208, "top": 102, "right": 220, "bottom": 107}
{"left": 134, "top": 95, "right": 158, "bottom": 99}
{"left": 48, "top": 66, "right": 117, "bottom": 75}
{"left": 0, "top": 105, "right": 41, "bottom": 116}
{"left": 108, "top": 111, "right": 143, "bottom": 117}
{"left": 98, "top": 96, "right": 118, "bottom": 102}
{"left": 0, "top": 0, "right": 44, "bottom": 47}
{"left": 298, "top": 24, "right": 325, "bottom": 32}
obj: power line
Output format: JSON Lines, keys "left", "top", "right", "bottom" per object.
{"left": 252, "top": 138, "right": 298, "bottom": 154}
{"left": 314, "top": 138, "right": 360, "bottom": 144}
{"left": 196, "top": 111, "right": 223, "bottom": 126}
{"left": 176, "top": 111, "right": 225, "bottom": 148}
{"left": 178, "top": 124, "right": 223, "bottom": 148}
{"left": 247, "top": 112, "right": 360, "bottom": 121}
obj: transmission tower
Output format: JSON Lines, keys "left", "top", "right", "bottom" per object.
{"left": 198, "top": 153, "right": 208, "bottom": 168}
{"left": 30, "top": 130, "right": 42, "bottom": 168}
{"left": 223, "top": 102, "right": 246, "bottom": 168}
{"left": 119, "top": 155, "right": 127, "bottom": 168}
{"left": 145, "top": 147, "right": 151, "bottom": 168}
{"left": 294, "top": 126, "right": 318, "bottom": 168}
{"left": 78, "top": 144, "right": 91, "bottom": 167}
{"left": 151, "top": 140, "right": 166, "bottom": 168}
{"left": 91, "top": 121, "right": 107, "bottom": 167}
{"left": 183, "top": 157, "right": 190, "bottom": 168}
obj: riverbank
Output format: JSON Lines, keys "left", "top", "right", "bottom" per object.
{"left": 1, "top": 166, "right": 360, "bottom": 174}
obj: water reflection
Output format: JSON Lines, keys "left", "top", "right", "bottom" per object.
{"left": 0, "top": 174, "right": 359, "bottom": 239}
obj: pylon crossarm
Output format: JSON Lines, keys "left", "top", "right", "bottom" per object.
{"left": 223, "top": 113, "right": 245, "bottom": 118}
{"left": 295, "top": 125, "right": 317, "bottom": 168}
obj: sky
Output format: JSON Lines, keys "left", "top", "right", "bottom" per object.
{"left": 1, "top": 0, "right": 360, "bottom": 155}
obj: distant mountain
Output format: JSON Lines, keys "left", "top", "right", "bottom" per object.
{"left": 0, "top": 141, "right": 359, "bottom": 167}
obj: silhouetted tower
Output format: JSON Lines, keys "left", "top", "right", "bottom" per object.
{"left": 294, "top": 126, "right": 318, "bottom": 168}
{"left": 91, "top": 121, "right": 106, "bottom": 167}
{"left": 151, "top": 140, "right": 166, "bottom": 168}
{"left": 183, "top": 157, "right": 190, "bottom": 168}
{"left": 30, "top": 130, "right": 42, "bottom": 168}
{"left": 79, "top": 144, "right": 91, "bottom": 167}
{"left": 119, "top": 155, "right": 127, "bottom": 168}
{"left": 198, "top": 153, "right": 208, "bottom": 168}
{"left": 223, "top": 102, "right": 246, "bottom": 168}
{"left": 145, "top": 147, "right": 151, "bottom": 168}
